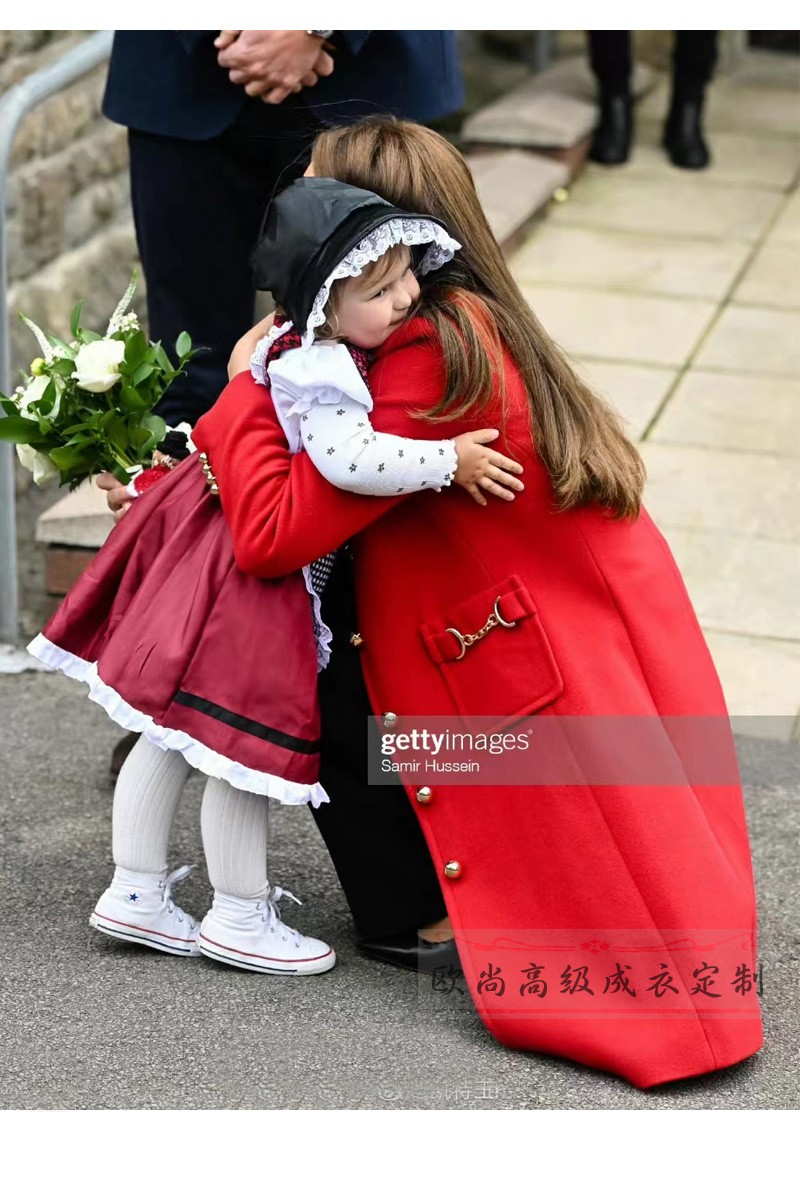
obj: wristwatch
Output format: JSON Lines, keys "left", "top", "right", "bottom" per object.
{"left": 307, "top": 30, "right": 335, "bottom": 39}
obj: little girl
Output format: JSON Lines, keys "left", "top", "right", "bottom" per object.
{"left": 28, "top": 177, "right": 524, "bottom": 977}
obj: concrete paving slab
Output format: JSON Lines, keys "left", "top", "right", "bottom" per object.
{"left": 769, "top": 190, "right": 800, "bottom": 245}
{"left": 660, "top": 526, "right": 800, "bottom": 642}
{"left": 650, "top": 370, "right": 800, "bottom": 457}
{"left": 573, "top": 359, "right": 676, "bottom": 441}
{"left": 1, "top": 671, "right": 796, "bottom": 1109}
{"left": 521, "top": 285, "right": 715, "bottom": 367}
{"left": 626, "top": 120, "right": 800, "bottom": 190}
{"left": 639, "top": 80, "right": 800, "bottom": 138}
{"left": 703, "top": 629, "right": 800, "bottom": 740}
{"left": 548, "top": 168, "right": 784, "bottom": 243}
{"left": 641, "top": 442, "right": 800, "bottom": 543}
{"left": 512, "top": 223, "right": 750, "bottom": 301}
{"left": 732, "top": 239, "right": 800, "bottom": 310}
{"left": 467, "top": 150, "right": 568, "bottom": 245}
{"left": 695, "top": 304, "right": 800, "bottom": 377}
{"left": 716, "top": 50, "right": 800, "bottom": 92}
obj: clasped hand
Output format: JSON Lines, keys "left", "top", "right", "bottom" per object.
{"left": 215, "top": 29, "right": 334, "bottom": 106}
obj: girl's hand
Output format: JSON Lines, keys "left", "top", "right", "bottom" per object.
{"left": 96, "top": 471, "right": 135, "bottom": 522}
{"left": 453, "top": 429, "right": 524, "bottom": 506}
{"left": 228, "top": 312, "right": 276, "bottom": 379}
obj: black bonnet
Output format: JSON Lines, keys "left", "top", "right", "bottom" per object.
{"left": 251, "top": 177, "right": 455, "bottom": 337}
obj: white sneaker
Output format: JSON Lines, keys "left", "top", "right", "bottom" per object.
{"left": 197, "top": 885, "right": 336, "bottom": 976}
{"left": 89, "top": 865, "right": 202, "bottom": 957}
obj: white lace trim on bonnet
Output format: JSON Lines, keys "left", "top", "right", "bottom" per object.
{"left": 299, "top": 217, "right": 461, "bottom": 347}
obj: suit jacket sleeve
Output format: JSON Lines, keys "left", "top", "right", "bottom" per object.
{"left": 192, "top": 333, "right": 456, "bottom": 578}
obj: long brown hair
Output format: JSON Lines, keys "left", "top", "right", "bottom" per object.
{"left": 312, "top": 116, "right": 645, "bottom": 518}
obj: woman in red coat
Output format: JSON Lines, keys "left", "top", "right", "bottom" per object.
{"left": 193, "top": 118, "right": 763, "bottom": 1088}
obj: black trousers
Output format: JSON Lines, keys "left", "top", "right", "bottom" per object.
{"left": 313, "top": 550, "right": 447, "bottom": 939}
{"left": 128, "top": 98, "right": 319, "bottom": 427}
{"left": 588, "top": 32, "right": 719, "bottom": 98}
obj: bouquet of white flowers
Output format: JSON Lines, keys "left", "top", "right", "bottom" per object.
{"left": 0, "top": 275, "right": 195, "bottom": 488}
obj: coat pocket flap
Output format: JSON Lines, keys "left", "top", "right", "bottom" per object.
{"left": 418, "top": 575, "right": 563, "bottom": 732}
{"left": 420, "top": 575, "right": 536, "bottom": 664}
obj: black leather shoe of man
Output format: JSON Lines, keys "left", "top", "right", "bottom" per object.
{"left": 589, "top": 93, "right": 634, "bottom": 165}
{"left": 663, "top": 97, "right": 711, "bottom": 169}
{"left": 357, "top": 928, "right": 461, "bottom": 974}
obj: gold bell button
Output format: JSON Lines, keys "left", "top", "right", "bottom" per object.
{"left": 444, "top": 860, "right": 462, "bottom": 880}
{"left": 349, "top": 632, "right": 364, "bottom": 647}
{"left": 416, "top": 786, "right": 433, "bottom": 805}
{"left": 382, "top": 712, "right": 397, "bottom": 729}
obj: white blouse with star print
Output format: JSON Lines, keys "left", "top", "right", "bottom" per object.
{"left": 253, "top": 338, "right": 459, "bottom": 496}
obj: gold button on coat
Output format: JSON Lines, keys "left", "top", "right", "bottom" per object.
{"left": 382, "top": 712, "right": 397, "bottom": 728}
{"left": 444, "top": 860, "right": 462, "bottom": 879}
{"left": 416, "top": 786, "right": 432, "bottom": 805}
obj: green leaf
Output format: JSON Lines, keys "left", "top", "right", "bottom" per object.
{"left": 35, "top": 379, "right": 58, "bottom": 416}
{"left": 49, "top": 444, "right": 93, "bottom": 472}
{"left": 48, "top": 334, "right": 73, "bottom": 355}
{"left": 152, "top": 343, "right": 173, "bottom": 374}
{"left": 132, "top": 362, "right": 156, "bottom": 386}
{"left": 175, "top": 331, "right": 192, "bottom": 358}
{"left": 119, "top": 385, "right": 148, "bottom": 413}
{"left": 0, "top": 415, "right": 42, "bottom": 443}
{"left": 48, "top": 358, "right": 76, "bottom": 378}
{"left": 1, "top": 399, "right": 20, "bottom": 417}
{"left": 81, "top": 329, "right": 102, "bottom": 343}
{"left": 123, "top": 330, "right": 148, "bottom": 373}
{"left": 142, "top": 413, "right": 167, "bottom": 441}
{"left": 70, "top": 301, "right": 83, "bottom": 339}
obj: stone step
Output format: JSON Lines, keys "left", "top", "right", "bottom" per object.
{"left": 462, "top": 56, "right": 657, "bottom": 153}
{"left": 467, "top": 149, "right": 569, "bottom": 249}
{"left": 36, "top": 478, "right": 114, "bottom": 594}
{"left": 36, "top": 477, "right": 114, "bottom": 548}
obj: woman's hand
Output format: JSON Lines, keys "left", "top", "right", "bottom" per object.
{"left": 228, "top": 312, "right": 276, "bottom": 380}
{"left": 96, "top": 471, "right": 134, "bottom": 522}
{"left": 453, "top": 429, "right": 524, "bottom": 506}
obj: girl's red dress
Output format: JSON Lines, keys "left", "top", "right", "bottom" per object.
{"left": 29, "top": 445, "right": 326, "bottom": 806}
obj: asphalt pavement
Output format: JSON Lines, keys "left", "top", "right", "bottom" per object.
{"left": 1, "top": 670, "right": 797, "bottom": 1109}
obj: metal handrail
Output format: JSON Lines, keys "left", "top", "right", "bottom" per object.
{"left": 0, "top": 30, "right": 114, "bottom": 643}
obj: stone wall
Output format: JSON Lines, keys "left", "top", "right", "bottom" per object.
{"left": 2, "top": 30, "right": 142, "bottom": 449}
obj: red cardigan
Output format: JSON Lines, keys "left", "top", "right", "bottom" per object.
{"left": 193, "top": 317, "right": 762, "bottom": 1088}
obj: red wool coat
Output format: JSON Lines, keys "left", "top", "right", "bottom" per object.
{"left": 193, "top": 316, "right": 763, "bottom": 1088}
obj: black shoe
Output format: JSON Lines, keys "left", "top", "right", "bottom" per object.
{"left": 663, "top": 96, "right": 711, "bottom": 169}
{"left": 356, "top": 928, "right": 461, "bottom": 974}
{"left": 589, "top": 93, "right": 633, "bottom": 165}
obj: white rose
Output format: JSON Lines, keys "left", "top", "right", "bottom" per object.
{"left": 18, "top": 372, "right": 63, "bottom": 421}
{"left": 18, "top": 374, "right": 49, "bottom": 416}
{"left": 16, "top": 443, "right": 59, "bottom": 486}
{"left": 72, "top": 338, "right": 126, "bottom": 393}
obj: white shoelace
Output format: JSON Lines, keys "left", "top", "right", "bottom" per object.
{"left": 256, "top": 885, "right": 303, "bottom": 948}
{"left": 158, "top": 864, "right": 197, "bottom": 929}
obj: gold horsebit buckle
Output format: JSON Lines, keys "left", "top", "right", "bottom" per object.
{"left": 198, "top": 451, "right": 219, "bottom": 495}
{"left": 446, "top": 597, "right": 517, "bottom": 661}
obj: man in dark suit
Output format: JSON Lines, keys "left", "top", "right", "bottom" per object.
{"left": 103, "top": 30, "right": 464, "bottom": 426}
